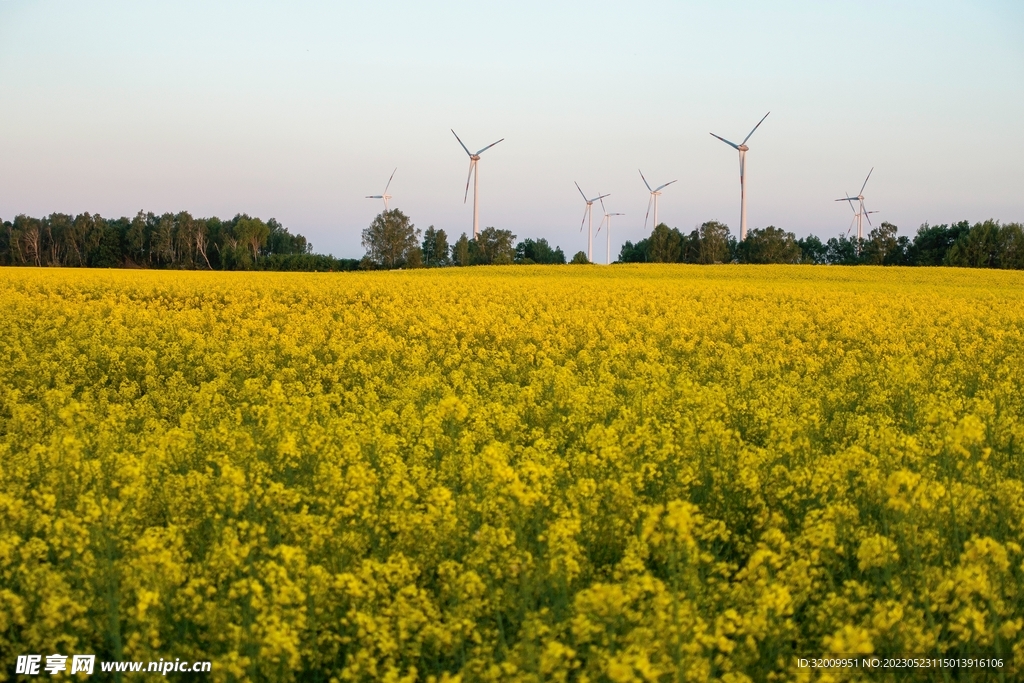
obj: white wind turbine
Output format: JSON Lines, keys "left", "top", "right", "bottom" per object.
{"left": 452, "top": 129, "right": 504, "bottom": 238}
{"left": 365, "top": 168, "right": 397, "bottom": 213}
{"left": 575, "top": 182, "right": 610, "bottom": 263}
{"left": 710, "top": 111, "right": 770, "bottom": 240}
{"left": 595, "top": 196, "right": 623, "bottom": 265}
{"left": 639, "top": 170, "right": 677, "bottom": 232}
{"left": 836, "top": 167, "right": 878, "bottom": 250}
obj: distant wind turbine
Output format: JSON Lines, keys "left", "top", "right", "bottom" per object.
{"left": 836, "top": 168, "right": 878, "bottom": 251}
{"left": 576, "top": 182, "right": 610, "bottom": 263}
{"left": 452, "top": 130, "right": 504, "bottom": 238}
{"left": 639, "top": 170, "right": 676, "bottom": 232}
{"left": 710, "top": 111, "right": 770, "bottom": 240}
{"left": 595, "top": 196, "right": 623, "bottom": 265}
{"left": 365, "top": 168, "right": 397, "bottom": 213}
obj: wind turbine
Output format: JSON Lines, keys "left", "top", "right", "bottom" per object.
{"left": 639, "top": 170, "right": 677, "bottom": 232}
{"left": 710, "top": 111, "right": 770, "bottom": 240}
{"left": 452, "top": 130, "right": 504, "bottom": 238}
{"left": 835, "top": 168, "right": 877, "bottom": 251}
{"left": 365, "top": 168, "right": 397, "bottom": 213}
{"left": 575, "top": 182, "right": 609, "bottom": 262}
{"left": 595, "top": 196, "right": 623, "bottom": 265}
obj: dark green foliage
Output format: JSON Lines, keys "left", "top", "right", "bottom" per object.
{"left": 472, "top": 227, "right": 518, "bottom": 265}
{"left": 515, "top": 238, "right": 566, "bottom": 264}
{"left": 570, "top": 251, "right": 590, "bottom": 264}
{"left": 686, "top": 221, "right": 732, "bottom": 264}
{"left": 422, "top": 226, "right": 451, "bottom": 267}
{"left": 648, "top": 224, "right": 684, "bottom": 263}
{"left": 737, "top": 226, "right": 802, "bottom": 264}
{"left": 617, "top": 239, "right": 650, "bottom": 263}
{"left": 0, "top": 210, "right": 319, "bottom": 270}
{"left": 797, "top": 235, "right": 828, "bottom": 264}
{"left": 862, "top": 222, "right": 900, "bottom": 265}
{"left": 451, "top": 233, "right": 471, "bottom": 266}
{"left": 906, "top": 221, "right": 971, "bottom": 266}
{"left": 825, "top": 235, "right": 861, "bottom": 265}
{"left": 361, "top": 209, "right": 421, "bottom": 269}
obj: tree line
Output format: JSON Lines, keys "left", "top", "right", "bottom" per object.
{"left": 0, "top": 211, "right": 360, "bottom": 271}
{"left": 360, "top": 209, "right": 571, "bottom": 269}
{"left": 618, "top": 219, "right": 1024, "bottom": 268}
{"left": 4, "top": 208, "right": 1021, "bottom": 271}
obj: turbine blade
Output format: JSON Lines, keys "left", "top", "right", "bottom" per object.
{"left": 599, "top": 195, "right": 607, "bottom": 214}
{"left": 655, "top": 180, "right": 677, "bottom": 192}
{"left": 860, "top": 167, "right": 874, "bottom": 195}
{"left": 638, "top": 169, "right": 653, "bottom": 192}
{"left": 464, "top": 160, "right": 475, "bottom": 203}
{"left": 643, "top": 195, "right": 652, "bottom": 231}
{"left": 580, "top": 206, "right": 589, "bottom": 232}
{"left": 384, "top": 168, "right": 397, "bottom": 194}
{"left": 741, "top": 111, "right": 770, "bottom": 146}
{"left": 593, "top": 193, "right": 610, "bottom": 202}
{"left": 862, "top": 201, "right": 873, "bottom": 226}
{"left": 476, "top": 138, "right": 504, "bottom": 155}
{"left": 710, "top": 132, "right": 740, "bottom": 150}
{"left": 575, "top": 181, "right": 588, "bottom": 202}
{"left": 451, "top": 129, "right": 472, "bottom": 157}
{"left": 366, "top": 195, "right": 382, "bottom": 199}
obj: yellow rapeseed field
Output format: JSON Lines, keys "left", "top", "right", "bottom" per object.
{"left": 2, "top": 265, "right": 1023, "bottom": 682}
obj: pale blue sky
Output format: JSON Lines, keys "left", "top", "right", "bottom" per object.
{"left": 1, "top": 1, "right": 1022, "bottom": 258}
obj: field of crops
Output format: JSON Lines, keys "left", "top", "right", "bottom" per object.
{"left": 2, "top": 265, "right": 1023, "bottom": 681}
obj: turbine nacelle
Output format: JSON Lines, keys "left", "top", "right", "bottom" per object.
{"left": 836, "top": 167, "right": 878, "bottom": 251}
{"left": 452, "top": 129, "right": 504, "bottom": 236}
{"left": 709, "top": 111, "right": 770, "bottom": 240}
{"left": 638, "top": 169, "right": 677, "bottom": 231}
{"left": 366, "top": 168, "right": 397, "bottom": 212}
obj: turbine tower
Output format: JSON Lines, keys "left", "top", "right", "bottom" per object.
{"left": 836, "top": 168, "right": 877, "bottom": 251}
{"left": 710, "top": 111, "right": 770, "bottom": 240}
{"left": 639, "top": 170, "right": 677, "bottom": 232}
{"left": 365, "top": 168, "right": 397, "bottom": 213}
{"left": 595, "top": 196, "right": 623, "bottom": 265}
{"left": 452, "top": 130, "right": 504, "bottom": 238}
{"left": 576, "top": 182, "right": 609, "bottom": 262}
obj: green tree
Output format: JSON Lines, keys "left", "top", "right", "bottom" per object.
{"left": 906, "top": 221, "right": 970, "bottom": 266}
{"left": 998, "top": 223, "right": 1024, "bottom": 269}
{"left": 361, "top": 209, "right": 421, "bottom": 269}
{"left": 125, "top": 211, "right": 148, "bottom": 265}
{"left": 946, "top": 220, "right": 1002, "bottom": 268}
{"left": 649, "top": 223, "right": 683, "bottom": 263}
{"left": 617, "top": 239, "right": 650, "bottom": 263}
{"left": 690, "top": 221, "right": 731, "bottom": 264}
{"left": 570, "top": 250, "right": 590, "bottom": 264}
{"left": 232, "top": 215, "right": 270, "bottom": 267}
{"left": 45, "top": 213, "right": 74, "bottom": 266}
{"left": 16, "top": 215, "right": 43, "bottom": 266}
{"left": 265, "top": 218, "right": 309, "bottom": 257}
{"left": 451, "top": 233, "right": 471, "bottom": 266}
{"left": 472, "top": 227, "right": 517, "bottom": 265}
{"left": 738, "top": 226, "right": 801, "bottom": 264}
{"left": 797, "top": 235, "right": 828, "bottom": 264}
{"left": 862, "top": 222, "right": 900, "bottom": 265}
{"left": 515, "top": 238, "right": 565, "bottom": 264}
{"left": 825, "top": 235, "right": 861, "bottom": 265}
{"left": 421, "top": 226, "right": 451, "bottom": 267}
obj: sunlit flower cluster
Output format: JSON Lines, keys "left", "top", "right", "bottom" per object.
{"left": 1, "top": 264, "right": 1023, "bottom": 681}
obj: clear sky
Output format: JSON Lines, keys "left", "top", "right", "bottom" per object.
{"left": 1, "top": 0, "right": 1022, "bottom": 259}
